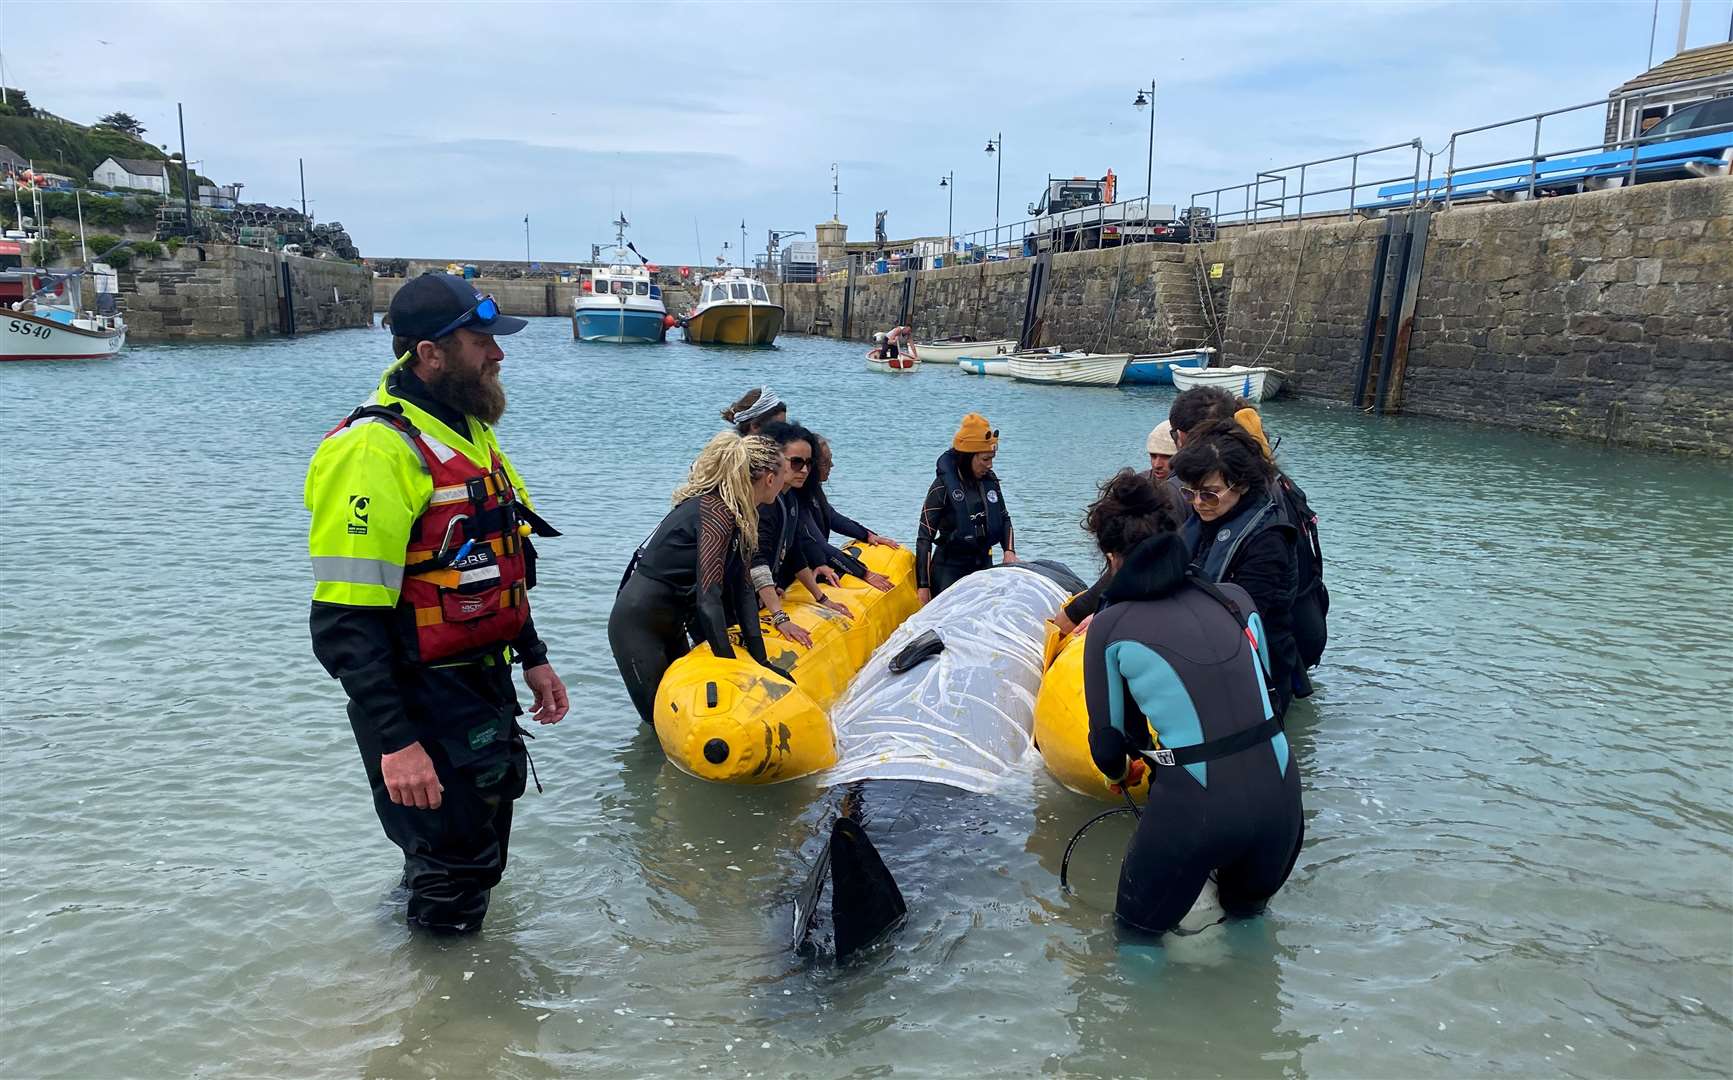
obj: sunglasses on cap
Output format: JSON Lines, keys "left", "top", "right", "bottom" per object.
{"left": 431, "top": 294, "right": 500, "bottom": 340}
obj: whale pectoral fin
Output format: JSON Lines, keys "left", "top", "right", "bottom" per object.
{"left": 830, "top": 818, "right": 907, "bottom": 962}
{"left": 790, "top": 837, "right": 833, "bottom": 955}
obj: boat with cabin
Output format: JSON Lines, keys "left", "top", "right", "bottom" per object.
{"left": 572, "top": 215, "right": 670, "bottom": 343}
{"left": 1007, "top": 350, "right": 1130, "bottom": 387}
{"left": 1122, "top": 346, "right": 1215, "bottom": 385}
{"left": 682, "top": 268, "right": 783, "bottom": 346}
{"left": 1, "top": 255, "right": 126, "bottom": 362}
{"left": 1170, "top": 363, "right": 1284, "bottom": 402}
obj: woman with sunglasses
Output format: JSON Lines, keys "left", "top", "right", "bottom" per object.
{"left": 752, "top": 421, "right": 854, "bottom": 649}
{"left": 915, "top": 413, "right": 1017, "bottom": 604}
{"left": 1169, "top": 420, "right": 1301, "bottom": 719}
{"left": 609, "top": 432, "right": 786, "bottom": 726}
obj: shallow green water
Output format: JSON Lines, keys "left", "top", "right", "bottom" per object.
{"left": 2, "top": 320, "right": 1729, "bottom": 1078}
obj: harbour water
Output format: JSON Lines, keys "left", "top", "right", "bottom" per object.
{"left": 2, "top": 321, "right": 1729, "bottom": 1078}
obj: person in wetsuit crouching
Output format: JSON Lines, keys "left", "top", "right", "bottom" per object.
{"left": 1081, "top": 469, "right": 1304, "bottom": 936}
{"left": 751, "top": 421, "right": 854, "bottom": 648}
{"left": 608, "top": 432, "right": 785, "bottom": 725}
{"left": 915, "top": 413, "right": 1018, "bottom": 603}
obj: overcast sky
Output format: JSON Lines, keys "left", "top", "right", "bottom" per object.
{"left": 7, "top": 0, "right": 1731, "bottom": 263}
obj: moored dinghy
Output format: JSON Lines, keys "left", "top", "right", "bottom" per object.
{"left": 915, "top": 337, "right": 1017, "bottom": 364}
{"left": 1123, "top": 346, "right": 1215, "bottom": 385}
{"left": 1007, "top": 350, "right": 1130, "bottom": 387}
{"left": 1171, "top": 363, "right": 1285, "bottom": 402}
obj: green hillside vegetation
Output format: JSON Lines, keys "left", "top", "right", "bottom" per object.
{"left": 0, "top": 87, "right": 212, "bottom": 193}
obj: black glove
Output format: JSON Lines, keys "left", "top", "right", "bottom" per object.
{"left": 1088, "top": 725, "right": 1132, "bottom": 782}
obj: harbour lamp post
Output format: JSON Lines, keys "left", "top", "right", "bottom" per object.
{"left": 984, "top": 134, "right": 1002, "bottom": 255}
{"left": 939, "top": 173, "right": 954, "bottom": 257}
{"left": 1133, "top": 80, "right": 1156, "bottom": 209}
{"left": 740, "top": 219, "right": 748, "bottom": 274}
{"left": 524, "top": 214, "right": 531, "bottom": 270}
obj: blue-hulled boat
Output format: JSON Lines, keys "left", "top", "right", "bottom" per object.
{"left": 1122, "top": 346, "right": 1214, "bottom": 385}
{"left": 572, "top": 215, "right": 669, "bottom": 344}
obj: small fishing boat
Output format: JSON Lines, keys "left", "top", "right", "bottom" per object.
{"left": 682, "top": 268, "right": 784, "bottom": 346}
{"left": 1170, "top": 363, "right": 1284, "bottom": 402}
{"left": 1122, "top": 346, "right": 1215, "bottom": 386}
{"left": 572, "top": 215, "right": 669, "bottom": 344}
{"left": 1, "top": 263, "right": 126, "bottom": 362}
{"left": 866, "top": 349, "right": 916, "bottom": 371}
{"left": 1007, "top": 351, "right": 1130, "bottom": 387}
{"left": 915, "top": 337, "right": 1017, "bottom": 365}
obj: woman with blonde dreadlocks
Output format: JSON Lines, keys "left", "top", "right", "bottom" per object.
{"left": 609, "top": 432, "right": 787, "bottom": 726}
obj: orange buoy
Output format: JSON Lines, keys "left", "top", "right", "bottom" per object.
{"left": 663, "top": 314, "right": 677, "bottom": 329}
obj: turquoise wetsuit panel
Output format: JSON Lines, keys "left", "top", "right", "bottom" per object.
{"left": 1242, "top": 615, "right": 1287, "bottom": 777}
{"left": 1103, "top": 641, "right": 1208, "bottom": 787}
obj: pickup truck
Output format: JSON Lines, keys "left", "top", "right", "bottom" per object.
{"left": 1023, "top": 174, "right": 1178, "bottom": 252}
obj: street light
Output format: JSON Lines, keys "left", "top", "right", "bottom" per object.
{"left": 939, "top": 173, "right": 953, "bottom": 256}
{"left": 984, "top": 135, "right": 1002, "bottom": 253}
{"left": 1133, "top": 81, "right": 1156, "bottom": 209}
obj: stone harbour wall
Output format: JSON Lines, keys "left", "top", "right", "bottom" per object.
{"left": 780, "top": 176, "right": 1733, "bottom": 456}
{"left": 117, "top": 245, "right": 372, "bottom": 340}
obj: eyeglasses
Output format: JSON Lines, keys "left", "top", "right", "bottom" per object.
{"left": 430, "top": 294, "right": 499, "bottom": 340}
{"left": 787, "top": 456, "right": 812, "bottom": 471}
{"left": 1179, "top": 484, "right": 1234, "bottom": 508}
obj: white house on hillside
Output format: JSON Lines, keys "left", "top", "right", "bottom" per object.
{"left": 92, "top": 156, "right": 171, "bottom": 194}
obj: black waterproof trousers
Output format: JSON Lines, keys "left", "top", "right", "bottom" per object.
{"left": 928, "top": 549, "right": 992, "bottom": 597}
{"left": 1116, "top": 740, "right": 1304, "bottom": 936}
{"left": 349, "top": 657, "right": 527, "bottom": 933}
{"left": 608, "top": 573, "right": 692, "bottom": 725}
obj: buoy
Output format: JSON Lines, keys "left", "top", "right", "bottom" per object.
{"left": 663, "top": 314, "right": 677, "bottom": 329}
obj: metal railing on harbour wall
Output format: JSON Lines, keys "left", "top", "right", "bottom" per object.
{"left": 849, "top": 195, "right": 1163, "bottom": 275}
{"left": 1192, "top": 70, "right": 1733, "bottom": 226}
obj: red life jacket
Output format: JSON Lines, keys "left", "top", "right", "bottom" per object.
{"left": 329, "top": 404, "right": 546, "bottom": 665}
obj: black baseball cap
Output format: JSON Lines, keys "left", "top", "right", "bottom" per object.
{"left": 388, "top": 272, "right": 527, "bottom": 339}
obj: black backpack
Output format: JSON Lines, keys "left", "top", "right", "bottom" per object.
{"left": 1278, "top": 475, "right": 1328, "bottom": 668}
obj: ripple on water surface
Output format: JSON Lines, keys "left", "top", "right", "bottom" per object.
{"left": 2, "top": 322, "right": 1730, "bottom": 1078}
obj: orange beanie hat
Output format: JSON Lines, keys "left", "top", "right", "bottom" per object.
{"left": 1233, "top": 407, "right": 1275, "bottom": 462}
{"left": 952, "top": 413, "right": 998, "bottom": 453}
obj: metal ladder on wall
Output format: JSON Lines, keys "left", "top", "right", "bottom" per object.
{"left": 1352, "top": 211, "right": 1431, "bottom": 413}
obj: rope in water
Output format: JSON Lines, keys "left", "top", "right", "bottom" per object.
{"left": 1058, "top": 786, "right": 1142, "bottom": 895}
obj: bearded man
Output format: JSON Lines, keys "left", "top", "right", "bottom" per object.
{"left": 303, "top": 274, "right": 568, "bottom": 933}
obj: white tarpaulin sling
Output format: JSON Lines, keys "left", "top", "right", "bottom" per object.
{"left": 817, "top": 566, "right": 1071, "bottom": 794}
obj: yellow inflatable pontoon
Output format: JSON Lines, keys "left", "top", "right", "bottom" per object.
{"left": 1032, "top": 622, "right": 1152, "bottom": 804}
{"left": 652, "top": 544, "right": 918, "bottom": 783}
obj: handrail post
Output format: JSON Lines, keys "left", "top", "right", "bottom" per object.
{"left": 1443, "top": 137, "right": 1456, "bottom": 210}
{"left": 1410, "top": 142, "right": 1421, "bottom": 209}
{"left": 1528, "top": 114, "right": 1541, "bottom": 200}
{"left": 1628, "top": 89, "right": 1644, "bottom": 187}
{"left": 1349, "top": 152, "right": 1358, "bottom": 214}
{"left": 1297, "top": 163, "right": 1307, "bottom": 220}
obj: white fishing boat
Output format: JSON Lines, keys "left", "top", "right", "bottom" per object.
{"left": 572, "top": 214, "right": 669, "bottom": 343}
{"left": 866, "top": 349, "right": 916, "bottom": 372}
{"left": 1170, "top": 364, "right": 1284, "bottom": 402}
{"left": 915, "top": 337, "right": 1018, "bottom": 364}
{"left": 1, "top": 263, "right": 126, "bottom": 362}
{"left": 1007, "top": 350, "right": 1130, "bottom": 387}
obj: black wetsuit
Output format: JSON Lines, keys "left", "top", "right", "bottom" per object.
{"left": 795, "top": 480, "right": 873, "bottom": 579}
{"left": 1182, "top": 490, "right": 1301, "bottom": 719}
{"left": 915, "top": 449, "right": 1013, "bottom": 596}
{"left": 609, "top": 493, "right": 768, "bottom": 725}
{"left": 1083, "top": 533, "right": 1304, "bottom": 936}
{"left": 754, "top": 491, "right": 811, "bottom": 591}
{"left": 309, "top": 367, "right": 547, "bottom": 934}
